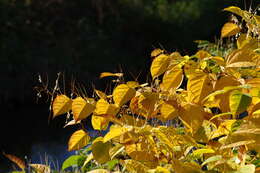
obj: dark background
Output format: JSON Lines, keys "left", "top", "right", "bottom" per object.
{"left": 0, "top": 0, "right": 258, "bottom": 171}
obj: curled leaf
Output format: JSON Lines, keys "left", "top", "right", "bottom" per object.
{"left": 68, "top": 130, "right": 90, "bottom": 151}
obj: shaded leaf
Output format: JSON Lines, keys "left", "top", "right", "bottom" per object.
{"left": 3, "top": 153, "right": 26, "bottom": 170}
{"left": 52, "top": 95, "right": 72, "bottom": 117}
{"left": 92, "top": 137, "right": 111, "bottom": 164}
{"left": 68, "top": 130, "right": 90, "bottom": 151}
{"left": 159, "top": 102, "right": 179, "bottom": 121}
{"left": 229, "top": 90, "right": 252, "bottom": 116}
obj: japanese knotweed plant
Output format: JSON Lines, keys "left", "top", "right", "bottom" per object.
{"left": 5, "top": 5, "right": 260, "bottom": 173}
{"left": 50, "top": 5, "right": 260, "bottom": 173}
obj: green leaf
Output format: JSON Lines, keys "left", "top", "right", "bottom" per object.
{"left": 106, "top": 159, "right": 119, "bottom": 170}
{"left": 62, "top": 155, "right": 84, "bottom": 170}
{"left": 202, "top": 155, "right": 222, "bottom": 166}
{"left": 229, "top": 90, "right": 252, "bottom": 117}
{"left": 230, "top": 164, "right": 255, "bottom": 173}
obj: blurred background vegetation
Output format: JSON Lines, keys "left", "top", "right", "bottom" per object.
{"left": 0, "top": 0, "right": 258, "bottom": 171}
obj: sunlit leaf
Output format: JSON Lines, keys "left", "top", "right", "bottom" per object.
{"left": 220, "top": 140, "right": 255, "bottom": 150}
{"left": 195, "top": 50, "right": 211, "bottom": 59}
{"left": 210, "top": 120, "right": 236, "bottom": 139}
{"left": 138, "top": 92, "right": 159, "bottom": 118}
{"left": 29, "top": 164, "right": 50, "bottom": 173}
{"left": 99, "top": 72, "right": 123, "bottom": 79}
{"left": 221, "top": 22, "right": 240, "bottom": 38}
{"left": 103, "top": 125, "right": 129, "bottom": 143}
{"left": 94, "top": 99, "right": 119, "bottom": 116}
{"left": 113, "top": 84, "right": 136, "bottom": 107}
{"left": 52, "top": 95, "right": 72, "bottom": 117}
{"left": 232, "top": 164, "right": 255, "bottom": 173}
{"left": 229, "top": 90, "right": 252, "bottom": 117}
{"left": 61, "top": 155, "right": 83, "bottom": 170}
{"left": 68, "top": 130, "right": 90, "bottom": 151}
{"left": 160, "top": 66, "right": 183, "bottom": 91}
{"left": 87, "top": 169, "right": 110, "bottom": 173}
{"left": 192, "top": 148, "right": 215, "bottom": 156}
{"left": 224, "top": 6, "right": 243, "bottom": 17}
{"left": 159, "top": 102, "right": 179, "bottom": 121}
{"left": 3, "top": 153, "right": 26, "bottom": 170}
{"left": 151, "top": 48, "right": 164, "bottom": 58}
{"left": 72, "top": 97, "right": 95, "bottom": 121}
{"left": 91, "top": 114, "right": 109, "bottom": 130}
{"left": 92, "top": 137, "right": 111, "bottom": 164}
{"left": 123, "top": 159, "right": 149, "bottom": 173}
{"left": 187, "top": 72, "right": 213, "bottom": 104}
{"left": 126, "top": 81, "right": 140, "bottom": 88}
{"left": 226, "top": 61, "right": 257, "bottom": 68}
{"left": 150, "top": 54, "right": 170, "bottom": 79}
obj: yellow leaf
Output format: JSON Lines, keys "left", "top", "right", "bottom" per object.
{"left": 72, "top": 97, "right": 95, "bottom": 121}
{"left": 99, "top": 72, "right": 123, "bottom": 79}
{"left": 52, "top": 95, "right": 72, "bottom": 117}
{"left": 195, "top": 50, "right": 211, "bottom": 59}
{"left": 88, "top": 169, "right": 110, "bottom": 173}
{"left": 172, "top": 159, "right": 202, "bottom": 173}
{"left": 3, "top": 153, "right": 26, "bottom": 170}
{"left": 92, "top": 137, "right": 111, "bottom": 164}
{"left": 192, "top": 148, "right": 215, "bottom": 156}
{"left": 226, "top": 49, "right": 259, "bottom": 67}
{"left": 187, "top": 72, "right": 213, "bottom": 104}
{"left": 179, "top": 103, "right": 205, "bottom": 133}
{"left": 103, "top": 125, "right": 129, "bottom": 143}
{"left": 29, "top": 164, "right": 51, "bottom": 173}
{"left": 94, "top": 99, "right": 119, "bottom": 116}
{"left": 150, "top": 54, "right": 170, "bottom": 79}
{"left": 91, "top": 114, "right": 109, "bottom": 130}
{"left": 159, "top": 102, "right": 178, "bottom": 121}
{"left": 221, "top": 22, "right": 240, "bottom": 38}
{"left": 229, "top": 90, "right": 252, "bottom": 117}
{"left": 95, "top": 89, "right": 107, "bottom": 99}
{"left": 68, "top": 130, "right": 90, "bottom": 151}
{"left": 209, "top": 56, "right": 225, "bottom": 66}
{"left": 223, "top": 6, "right": 243, "bottom": 18}
{"left": 138, "top": 92, "right": 159, "bottom": 118}
{"left": 113, "top": 84, "right": 136, "bottom": 107}
{"left": 151, "top": 48, "right": 164, "bottom": 58}
{"left": 220, "top": 140, "right": 255, "bottom": 150}
{"left": 226, "top": 61, "right": 257, "bottom": 68}
{"left": 123, "top": 159, "right": 149, "bottom": 173}
{"left": 236, "top": 33, "right": 259, "bottom": 49}
{"left": 210, "top": 120, "right": 236, "bottom": 139}
{"left": 126, "top": 81, "right": 140, "bottom": 88}
{"left": 160, "top": 67, "right": 183, "bottom": 91}
{"left": 120, "top": 114, "right": 145, "bottom": 127}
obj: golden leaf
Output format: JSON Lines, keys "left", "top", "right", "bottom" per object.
{"left": 103, "top": 125, "right": 129, "bottom": 143}
{"left": 126, "top": 81, "right": 140, "bottom": 88}
{"left": 94, "top": 89, "right": 107, "bottom": 99}
{"left": 160, "top": 66, "right": 183, "bottom": 91}
{"left": 221, "top": 22, "right": 240, "bottom": 38}
{"left": 72, "top": 97, "right": 95, "bottom": 121}
{"left": 159, "top": 102, "right": 179, "bottom": 121}
{"left": 99, "top": 72, "right": 123, "bottom": 79}
{"left": 150, "top": 54, "right": 170, "bottom": 79}
{"left": 29, "top": 164, "right": 51, "bottom": 173}
{"left": 192, "top": 148, "right": 215, "bottom": 156}
{"left": 94, "top": 99, "right": 119, "bottom": 116}
{"left": 68, "top": 130, "right": 90, "bottom": 151}
{"left": 229, "top": 90, "right": 252, "bottom": 117}
{"left": 113, "top": 84, "right": 136, "bottom": 107}
{"left": 123, "top": 159, "right": 149, "bottom": 173}
{"left": 91, "top": 114, "right": 109, "bottom": 130}
{"left": 138, "top": 92, "right": 159, "bottom": 118}
{"left": 187, "top": 72, "right": 213, "bottom": 104}
{"left": 52, "top": 95, "right": 72, "bottom": 117}
{"left": 88, "top": 169, "right": 110, "bottom": 173}
{"left": 195, "top": 50, "right": 211, "bottom": 59}
{"left": 120, "top": 114, "right": 145, "bottom": 127}
{"left": 151, "top": 48, "right": 164, "bottom": 58}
